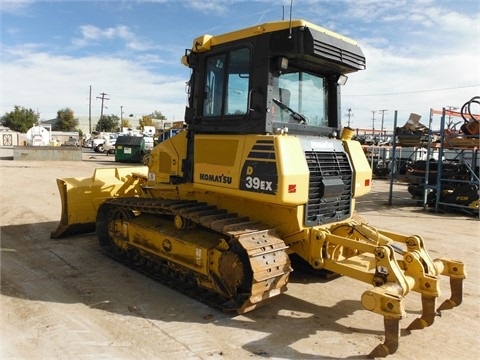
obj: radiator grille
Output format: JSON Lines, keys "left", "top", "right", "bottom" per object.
{"left": 305, "top": 151, "right": 352, "bottom": 225}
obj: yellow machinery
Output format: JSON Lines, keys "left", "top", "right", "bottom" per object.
{"left": 52, "top": 20, "right": 465, "bottom": 358}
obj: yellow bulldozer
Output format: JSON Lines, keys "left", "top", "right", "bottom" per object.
{"left": 52, "top": 19, "right": 465, "bottom": 357}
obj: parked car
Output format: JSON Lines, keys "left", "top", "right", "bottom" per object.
{"left": 92, "top": 138, "right": 106, "bottom": 152}
{"left": 62, "top": 137, "right": 79, "bottom": 147}
{"left": 101, "top": 135, "right": 117, "bottom": 154}
{"left": 85, "top": 137, "right": 103, "bottom": 149}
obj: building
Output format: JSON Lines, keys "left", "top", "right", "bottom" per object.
{"left": 41, "top": 115, "right": 100, "bottom": 135}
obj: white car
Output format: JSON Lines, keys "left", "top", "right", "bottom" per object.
{"left": 91, "top": 138, "right": 106, "bottom": 152}
{"left": 101, "top": 136, "right": 117, "bottom": 154}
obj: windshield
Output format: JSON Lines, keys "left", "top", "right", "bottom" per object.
{"left": 272, "top": 71, "right": 327, "bottom": 127}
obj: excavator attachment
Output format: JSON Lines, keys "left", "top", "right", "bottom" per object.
{"left": 312, "top": 216, "right": 466, "bottom": 357}
{"left": 51, "top": 167, "right": 147, "bottom": 238}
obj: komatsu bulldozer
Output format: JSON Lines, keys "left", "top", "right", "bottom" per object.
{"left": 52, "top": 19, "right": 466, "bottom": 357}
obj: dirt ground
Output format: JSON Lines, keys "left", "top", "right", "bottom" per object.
{"left": 1, "top": 150, "right": 479, "bottom": 360}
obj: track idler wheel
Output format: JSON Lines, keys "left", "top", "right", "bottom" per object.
{"left": 96, "top": 202, "right": 134, "bottom": 252}
{"left": 173, "top": 215, "right": 191, "bottom": 230}
{"left": 218, "top": 250, "right": 246, "bottom": 298}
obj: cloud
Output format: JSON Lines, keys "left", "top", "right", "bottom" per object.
{"left": 71, "top": 24, "right": 154, "bottom": 51}
{"left": 1, "top": 0, "right": 478, "bottom": 130}
{"left": 1, "top": 46, "right": 189, "bottom": 121}
{"left": 343, "top": 0, "right": 409, "bottom": 22}
{"left": 183, "top": 0, "right": 230, "bottom": 15}
{"left": 333, "top": 0, "right": 480, "bottom": 128}
{"left": 0, "top": 0, "right": 32, "bottom": 14}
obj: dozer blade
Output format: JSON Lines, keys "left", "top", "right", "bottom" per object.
{"left": 51, "top": 167, "right": 147, "bottom": 238}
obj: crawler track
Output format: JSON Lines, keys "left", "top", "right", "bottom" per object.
{"left": 97, "top": 198, "right": 292, "bottom": 314}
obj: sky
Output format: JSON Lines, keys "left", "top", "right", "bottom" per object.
{"left": 1, "top": 0, "right": 479, "bottom": 131}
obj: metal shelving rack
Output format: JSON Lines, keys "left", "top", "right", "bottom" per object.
{"left": 388, "top": 109, "right": 479, "bottom": 216}
{"left": 388, "top": 110, "right": 434, "bottom": 207}
{"left": 432, "top": 108, "right": 479, "bottom": 214}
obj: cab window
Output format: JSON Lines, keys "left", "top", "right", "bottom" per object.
{"left": 272, "top": 71, "right": 327, "bottom": 127}
{"left": 203, "top": 47, "right": 250, "bottom": 117}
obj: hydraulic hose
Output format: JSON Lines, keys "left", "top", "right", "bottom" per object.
{"left": 460, "top": 96, "right": 480, "bottom": 136}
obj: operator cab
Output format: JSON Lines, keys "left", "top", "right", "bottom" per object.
{"left": 182, "top": 19, "right": 365, "bottom": 136}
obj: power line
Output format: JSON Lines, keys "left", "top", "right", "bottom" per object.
{"left": 344, "top": 84, "right": 477, "bottom": 97}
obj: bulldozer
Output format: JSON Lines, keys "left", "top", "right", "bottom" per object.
{"left": 52, "top": 19, "right": 466, "bottom": 358}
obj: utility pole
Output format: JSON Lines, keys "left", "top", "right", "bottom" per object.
{"left": 120, "top": 106, "right": 124, "bottom": 132}
{"left": 345, "top": 108, "right": 354, "bottom": 127}
{"left": 378, "top": 109, "right": 387, "bottom": 136}
{"left": 371, "top": 110, "right": 376, "bottom": 135}
{"left": 96, "top": 92, "right": 109, "bottom": 131}
{"left": 88, "top": 85, "right": 92, "bottom": 134}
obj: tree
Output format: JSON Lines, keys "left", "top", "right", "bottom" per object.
{"left": 54, "top": 108, "right": 79, "bottom": 131}
{"left": 149, "top": 110, "right": 167, "bottom": 130}
{"left": 95, "top": 114, "right": 120, "bottom": 132}
{"left": 150, "top": 110, "right": 166, "bottom": 120}
{"left": 1, "top": 105, "right": 39, "bottom": 133}
{"left": 138, "top": 115, "right": 154, "bottom": 129}
{"left": 120, "top": 118, "right": 131, "bottom": 129}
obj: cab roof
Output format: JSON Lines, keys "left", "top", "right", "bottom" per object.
{"left": 191, "top": 19, "right": 358, "bottom": 53}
